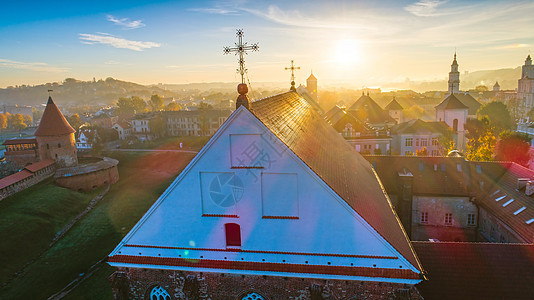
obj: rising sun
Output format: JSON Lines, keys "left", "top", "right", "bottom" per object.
{"left": 333, "top": 39, "right": 362, "bottom": 66}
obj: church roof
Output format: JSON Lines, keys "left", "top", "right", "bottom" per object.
{"left": 307, "top": 72, "right": 317, "bottom": 81}
{"left": 435, "top": 94, "right": 468, "bottom": 111}
{"left": 493, "top": 81, "right": 500, "bottom": 87}
{"left": 348, "top": 94, "right": 395, "bottom": 124}
{"left": 413, "top": 242, "right": 534, "bottom": 299}
{"left": 251, "top": 91, "right": 421, "bottom": 270}
{"left": 384, "top": 98, "right": 403, "bottom": 111}
{"left": 34, "top": 96, "right": 75, "bottom": 136}
{"left": 455, "top": 93, "right": 481, "bottom": 115}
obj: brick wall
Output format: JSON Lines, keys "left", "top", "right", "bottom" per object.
{"left": 0, "top": 164, "right": 56, "bottom": 200}
{"left": 55, "top": 165, "right": 118, "bottom": 192}
{"left": 36, "top": 134, "right": 78, "bottom": 168}
{"left": 109, "top": 267, "right": 422, "bottom": 300}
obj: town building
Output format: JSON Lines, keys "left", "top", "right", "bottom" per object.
{"left": 384, "top": 97, "right": 403, "bottom": 124}
{"left": 163, "top": 109, "right": 231, "bottom": 137}
{"left": 390, "top": 119, "right": 451, "bottom": 156}
{"left": 518, "top": 54, "right": 534, "bottom": 117}
{"left": 305, "top": 72, "right": 318, "bottom": 102}
{"left": 76, "top": 127, "right": 98, "bottom": 151}
{"left": 347, "top": 92, "right": 396, "bottom": 129}
{"left": 112, "top": 121, "right": 132, "bottom": 140}
{"left": 108, "top": 87, "right": 424, "bottom": 299}
{"left": 130, "top": 113, "right": 157, "bottom": 141}
{"left": 446, "top": 53, "right": 460, "bottom": 97}
{"left": 435, "top": 94, "right": 468, "bottom": 151}
{"left": 3, "top": 138, "right": 39, "bottom": 166}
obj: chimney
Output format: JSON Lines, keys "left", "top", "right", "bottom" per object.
{"left": 526, "top": 181, "right": 534, "bottom": 196}
{"left": 518, "top": 178, "right": 529, "bottom": 190}
{"left": 235, "top": 83, "right": 250, "bottom": 110}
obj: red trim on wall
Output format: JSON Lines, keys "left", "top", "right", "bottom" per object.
{"left": 123, "top": 244, "right": 398, "bottom": 260}
{"left": 202, "top": 214, "right": 239, "bottom": 218}
{"left": 108, "top": 255, "right": 419, "bottom": 279}
{"left": 262, "top": 216, "right": 299, "bottom": 219}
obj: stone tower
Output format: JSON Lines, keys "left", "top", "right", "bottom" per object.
{"left": 447, "top": 52, "right": 460, "bottom": 96}
{"left": 306, "top": 72, "right": 318, "bottom": 101}
{"left": 34, "top": 96, "right": 78, "bottom": 168}
{"left": 518, "top": 55, "right": 534, "bottom": 116}
{"left": 384, "top": 97, "right": 403, "bottom": 124}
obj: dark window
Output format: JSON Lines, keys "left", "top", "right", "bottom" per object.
{"left": 467, "top": 214, "right": 476, "bottom": 226}
{"left": 225, "top": 223, "right": 241, "bottom": 247}
{"left": 46, "top": 144, "right": 49, "bottom": 149}
{"left": 58, "top": 143, "right": 61, "bottom": 148}
{"left": 453, "top": 119, "right": 458, "bottom": 132}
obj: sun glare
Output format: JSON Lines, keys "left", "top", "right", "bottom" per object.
{"left": 333, "top": 39, "right": 362, "bottom": 67}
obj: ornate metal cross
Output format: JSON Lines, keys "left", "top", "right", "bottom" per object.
{"left": 285, "top": 60, "right": 300, "bottom": 90}
{"left": 223, "top": 29, "right": 259, "bottom": 84}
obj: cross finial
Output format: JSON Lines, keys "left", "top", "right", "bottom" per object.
{"left": 223, "top": 29, "right": 259, "bottom": 84}
{"left": 285, "top": 60, "right": 300, "bottom": 91}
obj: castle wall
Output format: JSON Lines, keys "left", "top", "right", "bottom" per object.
{"left": 0, "top": 164, "right": 56, "bottom": 201}
{"left": 110, "top": 268, "right": 422, "bottom": 300}
{"left": 55, "top": 165, "right": 118, "bottom": 192}
{"left": 36, "top": 134, "right": 78, "bottom": 168}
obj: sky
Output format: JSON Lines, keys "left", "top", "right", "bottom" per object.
{"left": 0, "top": 0, "right": 533, "bottom": 89}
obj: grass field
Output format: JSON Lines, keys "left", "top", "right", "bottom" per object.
{"left": 0, "top": 137, "right": 201, "bottom": 299}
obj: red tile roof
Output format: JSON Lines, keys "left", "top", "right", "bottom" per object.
{"left": 0, "top": 170, "right": 33, "bottom": 189}
{"left": 435, "top": 94, "right": 468, "bottom": 110}
{"left": 108, "top": 255, "right": 420, "bottom": 280}
{"left": 24, "top": 159, "right": 55, "bottom": 173}
{"left": 347, "top": 94, "right": 395, "bottom": 124}
{"left": 34, "top": 96, "right": 75, "bottom": 136}
{"left": 2, "top": 138, "right": 37, "bottom": 145}
{"left": 413, "top": 242, "right": 534, "bottom": 299}
{"left": 251, "top": 92, "right": 422, "bottom": 271}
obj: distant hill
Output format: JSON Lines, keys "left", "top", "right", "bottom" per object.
{"left": 386, "top": 67, "right": 521, "bottom": 92}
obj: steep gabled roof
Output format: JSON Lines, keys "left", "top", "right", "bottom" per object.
{"left": 251, "top": 91, "right": 421, "bottom": 270}
{"left": 307, "top": 72, "right": 317, "bottom": 81}
{"left": 348, "top": 94, "right": 395, "bottom": 124}
{"left": 435, "top": 94, "right": 468, "bottom": 111}
{"left": 384, "top": 98, "right": 403, "bottom": 111}
{"left": 413, "top": 242, "right": 534, "bottom": 299}
{"left": 454, "top": 93, "right": 481, "bottom": 115}
{"left": 34, "top": 96, "right": 75, "bottom": 136}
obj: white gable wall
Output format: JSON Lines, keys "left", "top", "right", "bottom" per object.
{"left": 111, "top": 107, "right": 419, "bottom": 281}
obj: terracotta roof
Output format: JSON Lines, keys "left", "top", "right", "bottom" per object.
{"left": 34, "top": 96, "right": 75, "bottom": 136}
{"left": 108, "top": 255, "right": 420, "bottom": 280}
{"left": 413, "top": 242, "right": 534, "bottom": 299}
{"left": 365, "top": 156, "right": 472, "bottom": 197}
{"left": 475, "top": 162, "right": 534, "bottom": 242}
{"left": 391, "top": 119, "right": 451, "bottom": 136}
{"left": 114, "top": 120, "right": 131, "bottom": 129}
{"left": 435, "top": 94, "right": 468, "bottom": 111}
{"left": 0, "top": 170, "right": 33, "bottom": 189}
{"left": 251, "top": 91, "right": 421, "bottom": 271}
{"left": 384, "top": 98, "right": 403, "bottom": 111}
{"left": 347, "top": 94, "right": 395, "bottom": 125}
{"left": 454, "top": 93, "right": 481, "bottom": 115}
{"left": 24, "top": 159, "right": 55, "bottom": 173}
{"left": 2, "top": 138, "right": 37, "bottom": 145}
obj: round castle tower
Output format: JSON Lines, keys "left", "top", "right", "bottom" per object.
{"left": 34, "top": 96, "right": 78, "bottom": 168}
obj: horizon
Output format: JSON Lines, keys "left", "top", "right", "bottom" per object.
{"left": 1, "top": 0, "right": 533, "bottom": 89}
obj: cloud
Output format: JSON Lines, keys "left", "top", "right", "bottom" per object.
{"left": 242, "top": 5, "right": 351, "bottom": 29}
{"left": 188, "top": 8, "right": 239, "bottom": 15}
{"left": 0, "top": 59, "right": 68, "bottom": 72}
{"left": 404, "top": 0, "right": 448, "bottom": 17}
{"left": 106, "top": 15, "right": 145, "bottom": 29}
{"left": 79, "top": 33, "right": 161, "bottom": 51}
{"left": 498, "top": 43, "right": 529, "bottom": 49}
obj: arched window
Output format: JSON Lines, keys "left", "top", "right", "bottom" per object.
{"left": 241, "top": 292, "right": 265, "bottom": 300}
{"left": 343, "top": 123, "right": 354, "bottom": 137}
{"left": 453, "top": 119, "right": 458, "bottom": 132}
{"left": 150, "top": 286, "right": 171, "bottom": 300}
{"left": 225, "top": 223, "right": 241, "bottom": 247}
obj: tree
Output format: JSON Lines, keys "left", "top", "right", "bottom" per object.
{"left": 10, "top": 114, "right": 27, "bottom": 131}
{"left": 132, "top": 96, "right": 148, "bottom": 114}
{"left": 22, "top": 114, "right": 32, "bottom": 126}
{"left": 165, "top": 102, "right": 182, "bottom": 111}
{"left": 67, "top": 114, "right": 82, "bottom": 131}
{"left": 116, "top": 97, "right": 136, "bottom": 116}
{"left": 150, "top": 94, "right": 164, "bottom": 112}
{"left": 477, "top": 101, "right": 513, "bottom": 133}
{"left": 0, "top": 113, "right": 7, "bottom": 131}
{"left": 466, "top": 128, "right": 496, "bottom": 161}
{"left": 149, "top": 115, "right": 166, "bottom": 138}
{"left": 404, "top": 105, "right": 424, "bottom": 121}
{"left": 475, "top": 85, "right": 488, "bottom": 92}
{"left": 416, "top": 147, "right": 428, "bottom": 156}
{"left": 494, "top": 131, "right": 531, "bottom": 166}
{"left": 198, "top": 102, "right": 213, "bottom": 110}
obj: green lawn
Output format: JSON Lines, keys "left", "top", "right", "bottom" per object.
{"left": 0, "top": 149, "right": 197, "bottom": 299}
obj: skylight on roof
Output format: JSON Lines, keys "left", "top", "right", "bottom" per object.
{"left": 502, "top": 199, "right": 514, "bottom": 207}
{"left": 526, "top": 219, "right": 534, "bottom": 225}
{"left": 514, "top": 207, "right": 527, "bottom": 215}
{"left": 495, "top": 196, "right": 506, "bottom": 202}
{"left": 491, "top": 190, "right": 500, "bottom": 196}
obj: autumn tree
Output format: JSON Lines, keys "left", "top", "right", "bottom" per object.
{"left": 165, "top": 102, "right": 182, "bottom": 111}
{"left": 148, "top": 115, "right": 166, "bottom": 138}
{"left": 404, "top": 105, "right": 424, "bottom": 121}
{"left": 494, "top": 131, "right": 531, "bottom": 166}
{"left": 116, "top": 96, "right": 148, "bottom": 116}
{"left": 22, "top": 114, "right": 32, "bottom": 126}
{"left": 0, "top": 113, "right": 7, "bottom": 131}
{"left": 150, "top": 94, "right": 164, "bottom": 111}
{"left": 477, "top": 101, "right": 513, "bottom": 133}
{"left": 466, "top": 128, "right": 496, "bottom": 161}
{"left": 416, "top": 147, "right": 428, "bottom": 156}
{"left": 68, "top": 114, "right": 82, "bottom": 131}
{"left": 10, "top": 114, "right": 27, "bottom": 131}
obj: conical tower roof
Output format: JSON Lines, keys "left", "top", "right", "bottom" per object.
{"left": 34, "top": 96, "right": 75, "bottom": 136}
